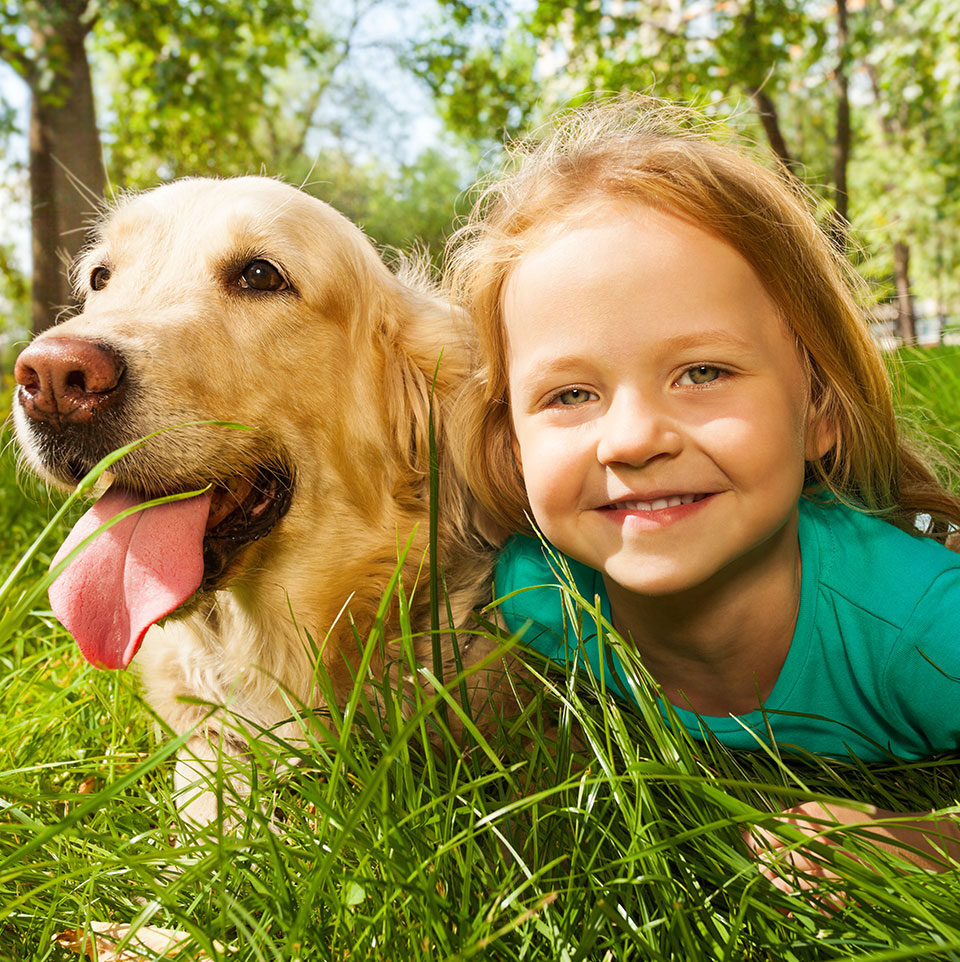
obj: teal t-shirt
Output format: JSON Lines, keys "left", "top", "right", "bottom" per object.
{"left": 494, "top": 499, "right": 960, "bottom": 761}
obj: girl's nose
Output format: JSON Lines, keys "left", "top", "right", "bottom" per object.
{"left": 595, "top": 393, "right": 683, "bottom": 467}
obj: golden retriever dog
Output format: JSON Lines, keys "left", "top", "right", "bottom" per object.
{"left": 13, "top": 176, "right": 516, "bottom": 824}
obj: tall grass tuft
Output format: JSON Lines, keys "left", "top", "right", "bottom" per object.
{"left": 2, "top": 345, "right": 960, "bottom": 962}
{"left": 893, "top": 345, "right": 960, "bottom": 488}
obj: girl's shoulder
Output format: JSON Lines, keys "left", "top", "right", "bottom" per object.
{"left": 496, "top": 531, "right": 549, "bottom": 577}
{"left": 496, "top": 532, "right": 600, "bottom": 599}
{"left": 801, "top": 498, "right": 960, "bottom": 623}
{"left": 494, "top": 533, "right": 608, "bottom": 644}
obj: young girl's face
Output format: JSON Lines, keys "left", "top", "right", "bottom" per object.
{"left": 503, "top": 202, "right": 833, "bottom": 600}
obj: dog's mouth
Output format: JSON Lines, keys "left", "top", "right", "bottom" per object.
{"left": 46, "top": 462, "right": 293, "bottom": 672}
{"left": 200, "top": 464, "right": 294, "bottom": 588}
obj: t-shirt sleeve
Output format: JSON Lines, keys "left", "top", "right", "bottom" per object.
{"left": 493, "top": 536, "right": 571, "bottom": 661}
{"left": 883, "top": 565, "right": 960, "bottom": 753}
{"left": 493, "top": 535, "right": 610, "bottom": 666}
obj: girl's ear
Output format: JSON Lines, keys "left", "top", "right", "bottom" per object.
{"left": 805, "top": 407, "right": 837, "bottom": 460}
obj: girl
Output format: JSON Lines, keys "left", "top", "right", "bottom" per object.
{"left": 446, "top": 97, "right": 960, "bottom": 877}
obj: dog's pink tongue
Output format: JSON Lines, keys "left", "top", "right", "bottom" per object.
{"left": 49, "top": 488, "right": 212, "bottom": 670}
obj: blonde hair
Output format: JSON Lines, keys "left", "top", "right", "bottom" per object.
{"left": 446, "top": 96, "right": 960, "bottom": 542}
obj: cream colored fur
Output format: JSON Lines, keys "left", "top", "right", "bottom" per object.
{"left": 16, "top": 176, "right": 516, "bottom": 823}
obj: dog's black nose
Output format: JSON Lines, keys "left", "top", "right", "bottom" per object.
{"left": 15, "top": 336, "right": 126, "bottom": 428}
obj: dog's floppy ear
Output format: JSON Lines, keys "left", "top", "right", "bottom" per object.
{"left": 376, "top": 262, "right": 504, "bottom": 548}
{"left": 381, "top": 264, "right": 470, "bottom": 474}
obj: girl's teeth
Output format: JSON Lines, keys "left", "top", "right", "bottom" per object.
{"left": 613, "top": 494, "right": 705, "bottom": 511}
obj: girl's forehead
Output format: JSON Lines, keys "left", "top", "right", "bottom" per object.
{"left": 503, "top": 196, "right": 789, "bottom": 329}
{"left": 511, "top": 196, "right": 736, "bottom": 278}
{"left": 521, "top": 195, "right": 652, "bottom": 248}
{"left": 501, "top": 201, "right": 802, "bottom": 369}
{"left": 507, "top": 200, "right": 738, "bottom": 291}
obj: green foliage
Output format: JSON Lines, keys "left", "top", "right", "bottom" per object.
{"left": 852, "top": 0, "right": 960, "bottom": 307}
{"left": 92, "top": 0, "right": 327, "bottom": 184}
{"left": 0, "top": 95, "right": 16, "bottom": 141}
{"left": 85, "top": 0, "right": 470, "bottom": 215}
{"left": 0, "top": 1, "right": 78, "bottom": 90}
{"left": 893, "top": 345, "right": 960, "bottom": 482}
{"left": 0, "top": 241, "right": 29, "bottom": 367}
{"left": 421, "top": 0, "right": 826, "bottom": 149}
{"left": 411, "top": 18, "right": 541, "bottom": 144}
{"left": 288, "top": 145, "right": 473, "bottom": 263}
{"left": 1, "top": 2, "right": 958, "bottom": 361}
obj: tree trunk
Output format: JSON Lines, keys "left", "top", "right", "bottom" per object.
{"left": 750, "top": 88, "right": 801, "bottom": 178}
{"left": 893, "top": 240, "right": 917, "bottom": 347}
{"left": 864, "top": 63, "right": 921, "bottom": 349}
{"left": 27, "top": 1, "right": 105, "bottom": 334}
{"left": 829, "top": 0, "right": 851, "bottom": 251}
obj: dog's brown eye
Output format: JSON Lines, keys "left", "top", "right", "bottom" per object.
{"left": 239, "top": 260, "right": 287, "bottom": 292}
{"left": 90, "top": 266, "right": 111, "bottom": 291}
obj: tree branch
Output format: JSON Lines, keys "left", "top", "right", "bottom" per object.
{"left": 749, "top": 87, "right": 802, "bottom": 178}
{"left": 0, "top": 38, "right": 36, "bottom": 85}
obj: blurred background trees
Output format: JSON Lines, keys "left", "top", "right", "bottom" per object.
{"left": 0, "top": 0, "right": 957, "bottom": 350}
{"left": 416, "top": 0, "right": 959, "bottom": 346}
{"left": 0, "top": 0, "right": 475, "bottom": 339}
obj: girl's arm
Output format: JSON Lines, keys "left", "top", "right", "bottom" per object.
{"left": 745, "top": 801, "right": 960, "bottom": 892}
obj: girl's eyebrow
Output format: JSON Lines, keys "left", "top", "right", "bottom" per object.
{"left": 521, "top": 351, "right": 587, "bottom": 371}
{"left": 519, "top": 331, "right": 754, "bottom": 372}
{"left": 512, "top": 330, "right": 757, "bottom": 380}
{"left": 658, "top": 330, "right": 755, "bottom": 353}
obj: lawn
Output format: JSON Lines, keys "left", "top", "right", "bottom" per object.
{"left": 2, "top": 346, "right": 960, "bottom": 961}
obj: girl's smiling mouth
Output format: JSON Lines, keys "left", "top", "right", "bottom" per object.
{"left": 602, "top": 492, "right": 709, "bottom": 512}
{"left": 596, "top": 492, "right": 719, "bottom": 529}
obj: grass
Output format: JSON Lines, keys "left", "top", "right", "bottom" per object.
{"left": 894, "top": 346, "right": 960, "bottom": 484}
{"left": 2, "top": 345, "right": 960, "bottom": 961}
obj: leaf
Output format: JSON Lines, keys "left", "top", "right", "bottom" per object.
{"left": 343, "top": 880, "right": 366, "bottom": 906}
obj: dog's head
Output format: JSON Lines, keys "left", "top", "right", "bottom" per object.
{"left": 13, "top": 176, "right": 475, "bottom": 669}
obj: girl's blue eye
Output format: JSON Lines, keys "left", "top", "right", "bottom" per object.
{"left": 556, "top": 388, "right": 594, "bottom": 405}
{"left": 679, "top": 365, "right": 722, "bottom": 386}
